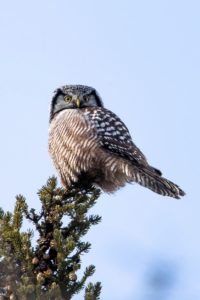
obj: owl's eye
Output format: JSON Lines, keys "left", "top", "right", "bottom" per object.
{"left": 84, "top": 95, "right": 90, "bottom": 102}
{"left": 64, "top": 95, "right": 72, "bottom": 103}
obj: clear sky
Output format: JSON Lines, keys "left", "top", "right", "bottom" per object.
{"left": 0, "top": 1, "right": 199, "bottom": 299}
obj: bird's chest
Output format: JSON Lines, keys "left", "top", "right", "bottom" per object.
{"left": 48, "top": 109, "right": 98, "bottom": 154}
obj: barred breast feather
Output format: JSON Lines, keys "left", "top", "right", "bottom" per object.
{"left": 48, "top": 109, "right": 99, "bottom": 188}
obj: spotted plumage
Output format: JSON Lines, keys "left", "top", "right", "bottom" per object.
{"left": 48, "top": 85, "right": 185, "bottom": 199}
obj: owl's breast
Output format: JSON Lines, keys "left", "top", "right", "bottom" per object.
{"left": 49, "top": 108, "right": 99, "bottom": 151}
{"left": 48, "top": 109, "right": 100, "bottom": 186}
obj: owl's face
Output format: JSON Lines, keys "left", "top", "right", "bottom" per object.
{"left": 50, "top": 85, "right": 103, "bottom": 121}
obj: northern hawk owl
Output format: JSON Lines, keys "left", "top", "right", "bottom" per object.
{"left": 48, "top": 85, "right": 185, "bottom": 199}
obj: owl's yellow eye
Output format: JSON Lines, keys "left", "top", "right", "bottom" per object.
{"left": 85, "top": 95, "right": 90, "bottom": 101}
{"left": 64, "top": 95, "right": 72, "bottom": 103}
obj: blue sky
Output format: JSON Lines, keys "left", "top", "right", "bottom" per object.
{"left": 0, "top": 1, "right": 199, "bottom": 299}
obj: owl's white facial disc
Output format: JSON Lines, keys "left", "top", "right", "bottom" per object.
{"left": 49, "top": 84, "right": 104, "bottom": 122}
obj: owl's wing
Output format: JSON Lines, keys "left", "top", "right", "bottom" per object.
{"left": 83, "top": 107, "right": 150, "bottom": 168}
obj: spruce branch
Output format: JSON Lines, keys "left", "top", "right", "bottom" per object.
{"left": 84, "top": 282, "right": 101, "bottom": 300}
{"left": 0, "top": 177, "right": 102, "bottom": 300}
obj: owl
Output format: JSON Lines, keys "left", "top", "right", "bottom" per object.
{"left": 48, "top": 85, "right": 185, "bottom": 199}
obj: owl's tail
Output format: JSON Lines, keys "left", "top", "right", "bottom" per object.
{"left": 131, "top": 165, "right": 185, "bottom": 199}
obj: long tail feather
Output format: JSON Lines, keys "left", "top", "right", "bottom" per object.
{"left": 131, "top": 165, "right": 185, "bottom": 199}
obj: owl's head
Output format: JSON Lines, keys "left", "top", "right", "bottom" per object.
{"left": 50, "top": 85, "right": 103, "bottom": 121}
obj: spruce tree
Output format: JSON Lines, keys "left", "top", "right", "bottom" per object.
{"left": 0, "top": 177, "right": 102, "bottom": 300}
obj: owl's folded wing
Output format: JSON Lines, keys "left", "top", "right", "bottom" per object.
{"left": 83, "top": 107, "right": 151, "bottom": 167}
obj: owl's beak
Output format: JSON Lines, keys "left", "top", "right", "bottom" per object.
{"left": 75, "top": 98, "right": 81, "bottom": 108}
